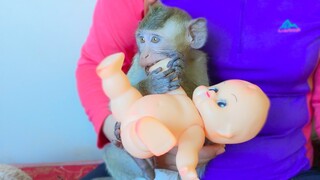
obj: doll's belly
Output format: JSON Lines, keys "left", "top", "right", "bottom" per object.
{"left": 127, "top": 94, "right": 203, "bottom": 137}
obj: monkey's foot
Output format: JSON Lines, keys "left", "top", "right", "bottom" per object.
{"left": 179, "top": 167, "right": 199, "bottom": 180}
{"left": 136, "top": 117, "right": 176, "bottom": 156}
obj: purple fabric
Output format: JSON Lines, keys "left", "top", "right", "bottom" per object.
{"left": 162, "top": 1, "right": 320, "bottom": 179}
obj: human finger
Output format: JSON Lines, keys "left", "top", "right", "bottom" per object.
{"left": 197, "top": 144, "right": 225, "bottom": 166}
{"left": 154, "top": 147, "right": 178, "bottom": 171}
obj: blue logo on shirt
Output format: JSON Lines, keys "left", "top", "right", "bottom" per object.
{"left": 278, "top": 19, "right": 301, "bottom": 33}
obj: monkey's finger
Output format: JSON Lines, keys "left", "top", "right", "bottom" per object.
{"left": 161, "top": 68, "right": 175, "bottom": 77}
{"left": 168, "top": 79, "right": 180, "bottom": 90}
{"left": 170, "top": 79, "right": 180, "bottom": 85}
{"left": 169, "top": 85, "right": 180, "bottom": 91}
{"left": 167, "top": 59, "right": 175, "bottom": 68}
{"left": 167, "top": 57, "right": 180, "bottom": 68}
{"left": 172, "top": 59, "right": 184, "bottom": 69}
{"left": 173, "top": 66, "right": 183, "bottom": 74}
{"left": 167, "top": 72, "right": 179, "bottom": 81}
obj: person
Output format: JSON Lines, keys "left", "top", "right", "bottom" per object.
{"left": 76, "top": 0, "right": 320, "bottom": 179}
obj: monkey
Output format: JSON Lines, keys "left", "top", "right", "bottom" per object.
{"left": 127, "top": 3, "right": 209, "bottom": 98}
{"left": 103, "top": 2, "right": 209, "bottom": 180}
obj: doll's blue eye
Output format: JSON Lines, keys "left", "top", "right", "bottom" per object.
{"left": 217, "top": 100, "right": 227, "bottom": 108}
{"left": 209, "top": 87, "right": 218, "bottom": 93}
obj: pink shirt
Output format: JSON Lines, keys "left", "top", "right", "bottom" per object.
{"left": 76, "top": 0, "right": 144, "bottom": 148}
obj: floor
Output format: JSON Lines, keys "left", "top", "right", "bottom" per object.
{"left": 20, "top": 162, "right": 99, "bottom": 180}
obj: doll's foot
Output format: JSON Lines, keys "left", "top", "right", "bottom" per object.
{"left": 179, "top": 167, "right": 199, "bottom": 180}
{"left": 136, "top": 117, "right": 176, "bottom": 156}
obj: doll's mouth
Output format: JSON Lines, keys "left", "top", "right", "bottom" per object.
{"left": 206, "top": 91, "right": 210, "bottom": 98}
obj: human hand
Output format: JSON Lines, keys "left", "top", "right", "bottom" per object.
{"left": 154, "top": 143, "right": 225, "bottom": 171}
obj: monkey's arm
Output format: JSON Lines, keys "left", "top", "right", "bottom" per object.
{"left": 127, "top": 55, "right": 148, "bottom": 88}
{"left": 128, "top": 55, "right": 180, "bottom": 96}
{"left": 181, "top": 50, "right": 209, "bottom": 98}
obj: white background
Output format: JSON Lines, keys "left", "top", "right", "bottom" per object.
{"left": 0, "top": 0, "right": 102, "bottom": 164}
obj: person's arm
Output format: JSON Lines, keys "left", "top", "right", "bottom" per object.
{"left": 76, "top": 0, "right": 144, "bottom": 148}
{"left": 312, "top": 56, "right": 320, "bottom": 136}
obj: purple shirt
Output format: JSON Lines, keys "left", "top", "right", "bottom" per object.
{"left": 163, "top": 1, "right": 320, "bottom": 179}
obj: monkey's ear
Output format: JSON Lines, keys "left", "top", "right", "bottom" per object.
{"left": 145, "top": 0, "right": 163, "bottom": 15}
{"left": 187, "top": 18, "right": 208, "bottom": 49}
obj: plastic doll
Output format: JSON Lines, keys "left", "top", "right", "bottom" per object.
{"left": 96, "top": 52, "right": 270, "bottom": 180}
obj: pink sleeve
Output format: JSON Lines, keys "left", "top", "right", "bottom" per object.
{"left": 76, "top": 0, "right": 144, "bottom": 148}
{"left": 313, "top": 57, "right": 320, "bottom": 136}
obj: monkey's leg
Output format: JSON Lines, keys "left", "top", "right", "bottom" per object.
{"left": 132, "top": 157, "right": 155, "bottom": 180}
{"left": 176, "top": 125, "right": 205, "bottom": 180}
{"left": 136, "top": 117, "right": 177, "bottom": 156}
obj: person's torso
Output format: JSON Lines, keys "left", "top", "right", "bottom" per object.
{"left": 162, "top": 1, "right": 320, "bottom": 179}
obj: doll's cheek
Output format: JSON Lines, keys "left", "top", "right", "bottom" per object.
{"left": 193, "top": 86, "right": 208, "bottom": 99}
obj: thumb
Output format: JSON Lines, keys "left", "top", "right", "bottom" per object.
{"left": 199, "top": 144, "right": 225, "bottom": 162}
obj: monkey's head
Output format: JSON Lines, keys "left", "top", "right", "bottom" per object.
{"left": 135, "top": 3, "right": 208, "bottom": 68}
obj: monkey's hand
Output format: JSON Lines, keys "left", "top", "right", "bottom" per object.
{"left": 167, "top": 55, "right": 184, "bottom": 78}
{"left": 138, "top": 67, "right": 180, "bottom": 95}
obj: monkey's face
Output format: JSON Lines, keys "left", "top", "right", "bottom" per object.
{"left": 135, "top": 21, "right": 186, "bottom": 69}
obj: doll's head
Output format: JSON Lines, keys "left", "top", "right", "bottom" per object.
{"left": 193, "top": 80, "right": 270, "bottom": 144}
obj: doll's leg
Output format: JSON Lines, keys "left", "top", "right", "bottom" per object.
{"left": 121, "top": 121, "right": 153, "bottom": 159}
{"left": 136, "top": 117, "right": 177, "bottom": 156}
{"left": 121, "top": 117, "right": 176, "bottom": 158}
{"left": 176, "top": 125, "right": 205, "bottom": 180}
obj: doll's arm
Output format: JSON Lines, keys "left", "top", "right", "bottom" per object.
{"left": 176, "top": 125, "right": 205, "bottom": 180}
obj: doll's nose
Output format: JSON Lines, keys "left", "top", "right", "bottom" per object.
{"left": 208, "top": 91, "right": 217, "bottom": 98}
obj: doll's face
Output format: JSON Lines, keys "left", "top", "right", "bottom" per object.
{"left": 193, "top": 80, "right": 269, "bottom": 144}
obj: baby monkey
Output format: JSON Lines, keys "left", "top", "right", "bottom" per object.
{"left": 127, "top": 2, "right": 209, "bottom": 97}
{"left": 104, "top": 2, "right": 209, "bottom": 180}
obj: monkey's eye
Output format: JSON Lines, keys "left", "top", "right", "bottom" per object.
{"left": 209, "top": 87, "right": 218, "bottom": 93}
{"left": 139, "top": 36, "right": 145, "bottom": 43}
{"left": 151, "top": 36, "right": 160, "bottom": 43}
{"left": 217, "top": 99, "right": 227, "bottom": 108}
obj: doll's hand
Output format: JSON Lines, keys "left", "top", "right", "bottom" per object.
{"left": 155, "top": 143, "right": 225, "bottom": 171}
